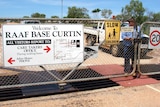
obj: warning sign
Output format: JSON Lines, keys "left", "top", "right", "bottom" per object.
{"left": 3, "top": 24, "right": 84, "bottom": 67}
{"left": 105, "top": 20, "right": 120, "bottom": 45}
{"left": 149, "top": 27, "right": 160, "bottom": 49}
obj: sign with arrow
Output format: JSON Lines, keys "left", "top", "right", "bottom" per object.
{"left": 8, "top": 57, "right": 15, "bottom": 64}
{"left": 43, "top": 46, "right": 51, "bottom": 53}
{"left": 3, "top": 24, "right": 84, "bottom": 67}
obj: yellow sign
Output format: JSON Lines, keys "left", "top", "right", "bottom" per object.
{"left": 105, "top": 20, "right": 120, "bottom": 45}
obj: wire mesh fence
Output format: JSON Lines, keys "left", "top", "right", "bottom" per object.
{"left": 0, "top": 18, "right": 159, "bottom": 90}
{"left": 138, "top": 22, "right": 160, "bottom": 75}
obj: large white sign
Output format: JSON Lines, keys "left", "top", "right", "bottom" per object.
{"left": 3, "top": 24, "right": 84, "bottom": 67}
{"left": 149, "top": 27, "right": 160, "bottom": 49}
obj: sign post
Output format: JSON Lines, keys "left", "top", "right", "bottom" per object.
{"left": 3, "top": 24, "right": 84, "bottom": 67}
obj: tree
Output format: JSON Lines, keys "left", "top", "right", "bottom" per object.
{"left": 51, "top": 16, "right": 59, "bottom": 18}
{"left": 23, "top": 16, "right": 30, "bottom": 18}
{"left": 120, "top": 0, "right": 145, "bottom": 24}
{"left": 145, "top": 10, "right": 154, "bottom": 21}
{"left": 67, "top": 6, "right": 89, "bottom": 18}
{"left": 101, "top": 9, "right": 112, "bottom": 19}
{"left": 31, "top": 12, "right": 46, "bottom": 18}
{"left": 92, "top": 8, "right": 101, "bottom": 19}
{"left": 116, "top": 14, "right": 124, "bottom": 21}
{"left": 152, "top": 12, "right": 160, "bottom": 22}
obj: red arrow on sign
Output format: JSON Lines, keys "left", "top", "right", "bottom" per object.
{"left": 43, "top": 46, "right": 51, "bottom": 53}
{"left": 8, "top": 57, "right": 15, "bottom": 64}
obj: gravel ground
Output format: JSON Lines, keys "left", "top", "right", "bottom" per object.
{"left": 0, "top": 83, "right": 160, "bottom": 107}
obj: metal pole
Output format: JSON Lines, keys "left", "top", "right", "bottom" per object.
{"left": 61, "top": 0, "right": 63, "bottom": 18}
{"left": 138, "top": 21, "right": 160, "bottom": 76}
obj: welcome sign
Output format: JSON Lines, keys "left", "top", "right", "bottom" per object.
{"left": 3, "top": 24, "right": 84, "bottom": 67}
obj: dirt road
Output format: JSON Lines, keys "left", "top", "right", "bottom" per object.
{"left": 0, "top": 83, "right": 160, "bottom": 107}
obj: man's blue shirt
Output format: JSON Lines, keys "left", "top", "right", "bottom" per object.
{"left": 122, "top": 29, "right": 137, "bottom": 46}
{"left": 122, "top": 32, "right": 133, "bottom": 46}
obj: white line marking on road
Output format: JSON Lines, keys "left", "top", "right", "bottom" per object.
{"left": 146, "top": 85, "right": 160, "bottom": 93}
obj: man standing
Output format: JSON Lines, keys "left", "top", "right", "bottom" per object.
{"left": 122, "top": 17, "right": 137, "bottom": 75}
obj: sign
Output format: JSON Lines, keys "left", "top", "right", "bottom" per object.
{"left": 148, "top": 27, "right": 160, "bottom": 49}
{"left": 105, "top": 20, "right": 120, "bottom": 45}
{"left": 121, "top": 26, "right": 134, "bottom": 32}
{"left": 3, "top": 24, "right": 84, "bottom": 67}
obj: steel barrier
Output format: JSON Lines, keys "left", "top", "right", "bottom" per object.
{"left": 137, "top": 21, "right": 160, "bottom": 75}
{"left": 0, "top": 18, "right": 153, "bottom": 90}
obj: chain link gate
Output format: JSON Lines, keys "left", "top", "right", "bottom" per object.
{"left": 0, "top": 18, "right": 147, "bottom": 93}
{"left": 137, "top": 21, "right": 160, "bottom": 75}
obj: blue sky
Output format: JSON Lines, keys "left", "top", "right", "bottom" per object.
{"left": 0, "top": 0, "right": 160, "bottom": 18}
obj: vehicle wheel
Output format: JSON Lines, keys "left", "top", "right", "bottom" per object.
{"left": 140, "top": 37, "right": 149, "bottom": 58}
{"left": 140, "top": 48, "right": 147, "bottom": 58}
{"left": 111, "top": 45, "right": 120, "bottom": 57}
{"left": 86, "top": 35, "right": 96, "bottom": 46}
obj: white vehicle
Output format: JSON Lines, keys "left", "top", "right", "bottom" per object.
{"left": 20, "top": 20, "right": 41, "bottom": 24}
{"left": 84, "top": 21, "right": 149, "bottom": 57}
{"left": 84, "top": 21, "right": 105, "bottom": 46}
{"left": 0, "top": 20, "right": 41, "bottom": 36}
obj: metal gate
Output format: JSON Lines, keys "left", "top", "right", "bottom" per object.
{"left": 0, "top": 18, "right": 159, "bottom": 91}
{"left": 137, "top": 21, "right": 160, "bottom": 76}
